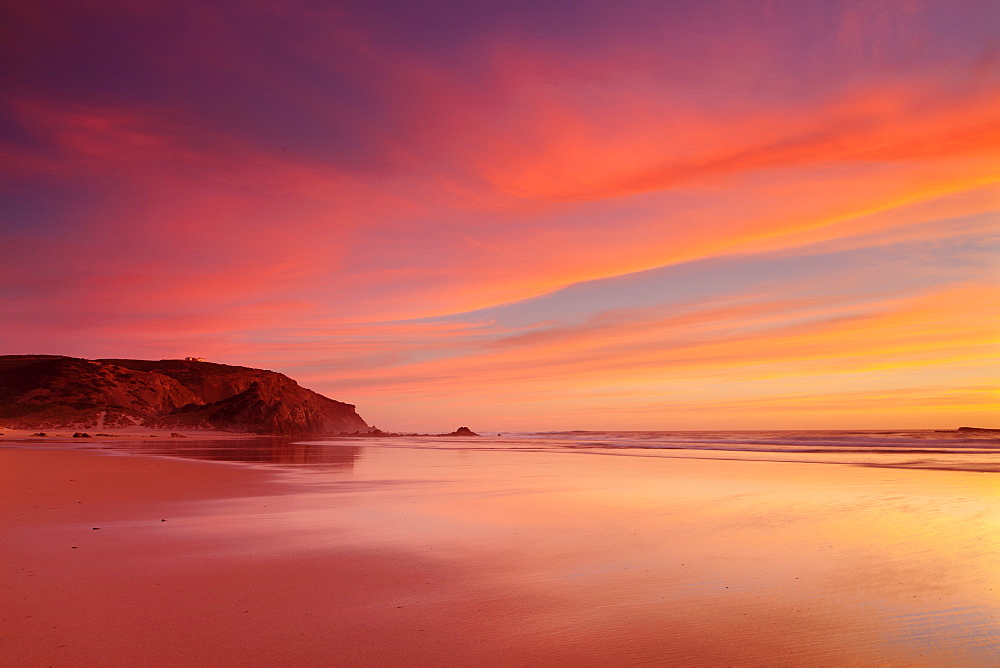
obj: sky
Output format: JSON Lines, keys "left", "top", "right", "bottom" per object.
{"left": 2, "top": 0, "right": 998, "bottom": 431}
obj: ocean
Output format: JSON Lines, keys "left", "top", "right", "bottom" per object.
{"left": 105, "top": 429, "right": 1000, "bottom": 473}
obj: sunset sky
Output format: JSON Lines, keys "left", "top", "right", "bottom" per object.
{"left": 2, "top": 0, "right": 998, "bottom": 430}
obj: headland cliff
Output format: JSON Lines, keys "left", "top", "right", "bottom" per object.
{"left": 0, "top": 355, "right": 369, "bottom": 435}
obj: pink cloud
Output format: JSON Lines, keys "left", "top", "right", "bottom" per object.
{"left": 3, "top": 0, "right": 997, "bottom": 428}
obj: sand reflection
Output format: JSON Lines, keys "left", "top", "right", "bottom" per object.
{"left": 102, "top": 436, "right": 362, "bottom": 470}
{"left": 3, "top": 440, "right": 997, "bottom": 665}
{"left": 160, "top": 443, "right": 999, "bottom": 664}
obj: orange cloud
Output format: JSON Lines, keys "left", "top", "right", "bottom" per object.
{"left": 4, "top": 0, "right": 997, "bottom": 430}
{"left": 296, "top": 282, "right": 998, "bottom": 429}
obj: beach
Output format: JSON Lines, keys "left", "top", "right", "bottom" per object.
{"left": 2, "top": 434, "right": 998, "bottom": 666}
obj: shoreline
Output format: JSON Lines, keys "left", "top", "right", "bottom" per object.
{"left": 3, "top": 438, "right": 997, "bottom": 665}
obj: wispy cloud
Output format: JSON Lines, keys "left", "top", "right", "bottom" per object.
{"left": 2, "top": 0, "right": 997, "bottom": 428}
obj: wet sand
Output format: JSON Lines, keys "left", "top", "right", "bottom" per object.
{"left": 0, "top": 427, "right": 265, "bottom": 441}
{"left": 1, "top": 441, "right": 997, "bottom": 666}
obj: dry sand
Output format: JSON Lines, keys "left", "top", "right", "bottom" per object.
{"left": 2, "top": 440, "right": 997, "bottom": 666}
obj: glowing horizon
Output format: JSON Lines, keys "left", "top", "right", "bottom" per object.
{"left": 2, "top": 1, "right": 997, "bottom": 430}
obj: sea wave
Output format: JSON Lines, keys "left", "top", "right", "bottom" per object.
{"left": 75, "top": 429, "right": 1000, "bottom": 473}
{"left": 490, "top": 430, "right": 1000, "bottom": 472}
{"left": 511, "top": 429, "right": 996, "bottom": 447}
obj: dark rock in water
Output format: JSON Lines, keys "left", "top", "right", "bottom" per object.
{"left": 329, "top": 425, "right": 483, "bottom": 438}
{"left": 72, "top": 432, "right": 92, "bottom": 438}
{"left": 32, "top": 432, "right": 47, "bottom": 437}
{"left": 169, "top": 432, "right": 186, "bottom": 438}
{"left": 957, "top": 426, "right": 1000, "bottom": 433}
{"left": 0, "top": 355, "right": 369, "bottom": 436}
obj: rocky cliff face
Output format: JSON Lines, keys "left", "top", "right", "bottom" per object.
{"left": 0, "top": 355, "right": 369, "bottom": 435}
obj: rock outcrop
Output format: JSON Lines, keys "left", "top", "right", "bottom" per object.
{"left": 446, "top": 426, "right": 479, "bottom": 436}
{"left": 0, "top": 355, "right": 369, "bottom": 435}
